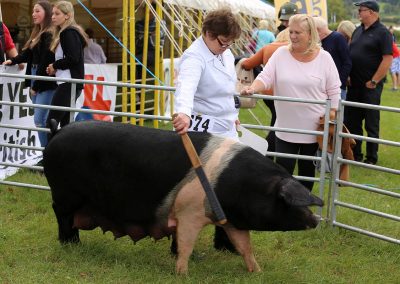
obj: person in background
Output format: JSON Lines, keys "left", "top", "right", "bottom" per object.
{"left": 241, "top": 28, "right": 290, "bottom": 155}
{"left": 389, "top": 26, "right": 396, "bottom": 43}
{"left": 84, "top": 28, "right": 106, "bottom": 64}
{"left": 390, "top": 41, "right": 399, "bottom": 91}
{"left": 46, "top": 1, "right": 88, "bottom": 128}
{"left": 314, "top": 16, "right": 352, "bottom": 100}
{"left": 276, "top": 2, "right": 298, "bottom": 34}
{"left": 344, "top": 0, "right": 393, "bottom": 165}
{"left": 3, "top": 0, "right": 57, "bottom": 152}
{"left": 0, "top": 23, "right": 18, "bottom": 62}
{"left": 337, "top": 20, "right": 356, "bottom": 44}
{"left": 135, "top": 2, "right": 166, "bottom": 79}
{"left": 172, "top": 8, "right": 241, "bottom": 254}
{"left": 241, "top": 14, "right": 340, "bottom": 191}
{"left": 252, "top": 19, "right": 275, "bottom": 52}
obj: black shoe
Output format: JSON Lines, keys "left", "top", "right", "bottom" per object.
{"left": 354, "top": 156, "right": 363, "bottom": 162}
{"left": 35, "top": 159, "right": 44, "bottom": 167}
{"left": 363, "top": 159, "right": 376, "bottom": 165}
{"left": 28, "top": 159, "right": 44, "bottom": 174}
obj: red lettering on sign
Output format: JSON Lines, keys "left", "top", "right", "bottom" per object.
{"left": 84, "top": 75, "right": 112, "bottom": 121}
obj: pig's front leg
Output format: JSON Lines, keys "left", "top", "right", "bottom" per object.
{"left": 175, "top": 216, "right": 208, "bottom": 275}
{"left": 223, "top": 226, "right": 261, "bottom": 272}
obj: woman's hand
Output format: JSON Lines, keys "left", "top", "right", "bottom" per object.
{"left": 172, "top": 113, "right": 191, "bottom": 135}
{"left": 2, "top": 60, "right": 12, "bottom": 65}
{"left": 46, "top": 64, "right": 56, "bottom": 75}
{"left": 29, "top": 89, "right": 37, "bottom": 97}
{"left": 240, "top": 86, "right": 255, "bottom": 96}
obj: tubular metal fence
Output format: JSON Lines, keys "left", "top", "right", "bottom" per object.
{"left": 1, "top": 72, "right": 399, "bottom": 244}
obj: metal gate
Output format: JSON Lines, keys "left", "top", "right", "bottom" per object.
{"left": 329, "top": 100, "right": 400, "bottom": 244}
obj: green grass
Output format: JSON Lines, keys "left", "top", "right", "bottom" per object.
{"left": 1, "top": 81, "right": 400, "bottom": 283}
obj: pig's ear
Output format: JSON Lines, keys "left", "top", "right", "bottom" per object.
{"left": 278, "top": 179, "right": 324, "bottom": 207}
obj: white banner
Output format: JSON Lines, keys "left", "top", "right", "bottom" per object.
{"left": 75, "top": 64, "right": 118, "bottom": 121}
{"left": 0, "top": 65, "right": 41, "bottom": 179}
{"left": 0, "top": 64, "right": 118, "bottom": 180}
{"left": 163, "top": 58, "right": 180, "bottom": 118}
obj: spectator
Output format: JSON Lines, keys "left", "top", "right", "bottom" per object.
{"left": 135, "top": 2, "right": 166, "bottom": 79}
{"left": 3, "top": 0, "right": 57, "bottom": 150}
{"left": 390, "top": 42, "right": 399, "bottom": 91}
{"left": 241, "top": 28, "right": 290, "bottom": 154}
{"left": 46, "top": 1, "right": 88, "bottom": 129}
{"left": 314, "top": 16, "right": 352, "bottom": 100}
{"left": 172, "top": 8, "right": 241, "bottom": 254}
{"left": 0, "top": 22, "right": 22, "bottom": 67}
{"left": 241, "top": 14, "right": 340, "bottom": 191}
{"left": 337, "top": 20, "right": 356, "bottom": 44}
{"left": 389, "top": 26, "right": 396, "bottom": 42}
{"left": 84, "top": 28, "right": 107, "bottom": 64}
{"left": 276, "top": 2, "right": 298, "bottom": 34}
{"left": 252, "top": 20, "right": 275, "bottom": 52}
{"left": 344, "top": 0, "right": 393, "bottom": 165}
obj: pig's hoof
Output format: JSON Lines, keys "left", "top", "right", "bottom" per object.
{"left": 59, "top": 234, "right": 80, "bottom": 244}
{"left": 175, "top": 265, "right": 188, "bottom": 275}
{"left": 248, "top": 264, "right": 261, "bottom": 273}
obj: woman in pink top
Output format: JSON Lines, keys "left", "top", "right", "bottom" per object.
{"left": 241, "top": 14, "right": 340, "bottom": 190}
{"left": 241, "top": 28, "right": 290, "bottom": 154}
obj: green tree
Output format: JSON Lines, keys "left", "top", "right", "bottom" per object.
{"left": 327, "top": 0, "right": 351, "bottom": 23}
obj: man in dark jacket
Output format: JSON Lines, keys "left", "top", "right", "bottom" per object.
{"left": 344, "top": 0, "right": 393, "bottom": 165}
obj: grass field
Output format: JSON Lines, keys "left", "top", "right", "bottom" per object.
{"left": 0, "top": 81, "right": 400, "bottom": 283}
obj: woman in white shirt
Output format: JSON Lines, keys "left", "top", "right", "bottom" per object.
{"left": 241, "top": 14, "right": 340, "bottom": 190}
{"left": 171, "top": 7, "right": 242, "bottom": 255}
{"left": 172, "top": 8, "right": 241, "bottom": 140}
{"left": 46, "top": 1, "right": 87, "bottom": 128}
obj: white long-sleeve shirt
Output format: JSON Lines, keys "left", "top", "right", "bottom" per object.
{"left": 174, "top": 36, "right": 239, "bottom": 138}
{"left": 256, "top": 46, "right": 340, "bottom": 143}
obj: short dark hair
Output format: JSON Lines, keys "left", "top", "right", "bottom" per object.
{"left": 201, "top": 8, "right": 241, "bottom": 40}
{"left": 85, "top": 28, "right": 94, "bottom": 39}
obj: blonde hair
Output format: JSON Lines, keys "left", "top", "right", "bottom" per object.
{"left": 288, "top": 14, "right": 320, "bottom": 54}
{"left": 259, "top": 20, "right": 270, "bottom": 30}
{"left": 275, "top": 28, "right": 290, "bottom": 42}
{"left": 337, "top": 20, "right": 356, "bottom": 43}
{"left": 50, "top": 1, "right": 88, "bottom": 52}
{"left": 312, "top": 16, "right": 328, "bottom": 30}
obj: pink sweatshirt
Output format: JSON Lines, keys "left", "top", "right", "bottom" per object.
{"left": 256, "top": 46, "right": 340, "bottom": 143}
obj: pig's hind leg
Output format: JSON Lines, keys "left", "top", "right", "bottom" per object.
{"left": 52, "top": 200, "right": 80, "bottom": 244}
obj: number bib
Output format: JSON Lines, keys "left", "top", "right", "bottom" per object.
{"left": 188, "top": 114, "right": 216, "bottom": 133}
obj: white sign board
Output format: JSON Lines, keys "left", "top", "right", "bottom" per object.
{"left": 0, "top": 65, "right": 41, "bottom": 179}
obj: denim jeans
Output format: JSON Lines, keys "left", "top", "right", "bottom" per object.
{"left": 340, "top": 88, "right": 347, "bottom": 100}
{"left": 31, "top": 67, "right": 55, "bottom": 147}
{"left": 31, "top": 89, "right": 55, "bottom": 146}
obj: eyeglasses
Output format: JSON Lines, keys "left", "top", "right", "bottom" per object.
{"left": 358, "top": 8, "right": 370, "bottom": 13}
{"left": 216, "top": 37, "right": 234, "bottom": 48}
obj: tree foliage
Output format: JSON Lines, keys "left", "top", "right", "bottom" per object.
{"left": 327, "top": 0, "right": 351, "bottom": 23}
